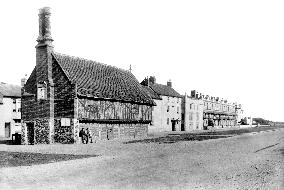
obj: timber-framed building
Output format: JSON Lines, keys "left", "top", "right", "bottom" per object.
{"left": 21, "top": 7, "right": 154, "bottom": 144}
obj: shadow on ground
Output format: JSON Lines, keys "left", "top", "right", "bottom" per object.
{"left": 0, "top": 139, "right": 14, "bottom": 145}
{"left": 0, "top": 151, "right": 99, "bottom": 168}
{"left": 124, "top": 134, "right": 232, "bottom": 144}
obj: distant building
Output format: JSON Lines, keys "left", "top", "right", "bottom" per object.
{"left": 181, "top": 94, "right": 203, "bottom": 131}
{"left": 191, "top": 90, "right": 238, "bottom": 129}
{"left": 141, "top": 76, "right": 182, "bottom": 132}
{"left": 0, "top": 82, "right": 21, "bottom": 137}
{"left": 21, "top": 7, "right": 154, "bottom": 144}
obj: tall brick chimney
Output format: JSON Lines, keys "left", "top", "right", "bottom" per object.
{"left": 36, "top": 7, "right": 53, "bottom": 47}
{"left": 35, "top": 7, "right": 55, "bottom": 144}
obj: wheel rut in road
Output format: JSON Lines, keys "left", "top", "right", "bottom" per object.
{"left": 254, "top": 143, "right": 280, "bottom": 153}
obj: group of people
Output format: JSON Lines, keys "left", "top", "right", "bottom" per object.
{"left": 79, "top": 128, "right": 93, "bottom": 144}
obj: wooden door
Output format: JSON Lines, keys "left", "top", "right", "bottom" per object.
{"left": 107, "top": 125, "right": 114, "bottom": 140}
{"left": 171, "top": 121, "right": 176, "bottom": 131}
{"left": 27, "top": 123, "right": 35, "bottom": 145}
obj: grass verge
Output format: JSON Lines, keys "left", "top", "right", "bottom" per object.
{"left": 125, "top": 125, "right": 284, "bottom": 144}
{"left": 0, "top": 151, "right": 98, "bottom": 168}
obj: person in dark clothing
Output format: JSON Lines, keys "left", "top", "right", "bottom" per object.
{"left": 79, "top": 128, "right": 86, "bottom": 144}
{"left": 86, "top": 128, "right": 93, "bottom": 143}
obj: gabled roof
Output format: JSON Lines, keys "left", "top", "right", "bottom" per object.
{"left": 142, "top": 86, "right": 162, "bottom": 100}
{"left": 149, "top": 83, "right": 182, "bottom": 98}
{"left": 52, "top": 52, "right": 155, "bottom": 105}
{"left": 0, "top": 82, "right": 21, "bottom": 97}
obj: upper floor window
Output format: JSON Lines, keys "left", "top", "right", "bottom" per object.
{"left": 37, "top": 81, "right": 47, "bottom": 100}
{"left": 167, "top": 106, "right": 169, "bottom": 112}
{"left": 167, "top": 118, "right": 169, "bottom": 125}
{"left": 189, "top": 113, "right": 193, "bottom": 120}
{"left": 177, "top": 106, "right": 179, "bottom": 114}
{"left": 13, "top": 99, "right": 16, "bottom": 104}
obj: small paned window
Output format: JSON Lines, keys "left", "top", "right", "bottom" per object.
{"left": 37, "top": 81, "right": 47, "bottom": 100}
{"left": 167, "top": 106, "right": 169, "bottom": 112}
{"left": 13, "top": 99, "right": 16, "bottom": 104}
{"left": 177, "top": 106, "right": 179, "bottom": 114}
{"left": 167, "top": 118, "right": 169, "bottom": 125}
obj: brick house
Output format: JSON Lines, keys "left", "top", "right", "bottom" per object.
{"left": 141, "top": 76, "right": 182, "bottom": 132}
{"left": 0, "top": 83, "right": 21, "bottom": 137}
{"left": 21, "top": 7, "right": 155, "bottom": 144}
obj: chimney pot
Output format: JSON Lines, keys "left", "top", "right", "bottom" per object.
{"left": 149, "top": 76, "right": 156, "bottom": 84}
{"left": 167, "top": 80, "right": 172, "bottom": 88}
{"left": 37, "top": 7, "right": 53, "bottom": 47}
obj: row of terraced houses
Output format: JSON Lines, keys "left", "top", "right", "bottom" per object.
{"left": 0, "top": 7, "right": 243, "bottom": 144}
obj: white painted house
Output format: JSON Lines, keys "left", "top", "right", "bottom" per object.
{"left": 0, "top": 82, "right": 21, "bottom": 138}
{"left": 141, "top": 76, "right": 182, "bottom": 133}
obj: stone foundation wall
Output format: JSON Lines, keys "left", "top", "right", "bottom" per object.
{"left": 21, "top": 122, "right": 27, "bottom": 145}
{"left": 54, "top": 119, "right": 74, "bottom": 144}
{"left": 34, "top": 119, "right": 50, "bottom": 144}
{"left": 79, "top": 123, "right": 148, "bottom": 141}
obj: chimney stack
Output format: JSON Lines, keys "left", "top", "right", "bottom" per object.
{"left": 36, "top": 7, "right": 53, "bottom": 47}
{"left": 35, "top": 7, "right": 55, "bottom": 143}
{"left": 149, "top": 76, "right": 156, "bottom": 84}
{"left": 167, "top": 80, "right": 172, "bottom": 88}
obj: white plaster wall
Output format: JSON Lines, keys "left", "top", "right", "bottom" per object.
{"left": 148, "top": 96, "right": 182, "bottom": 133}
{"left": 184, "top": 97, "right": 203, "bottom": 131}
{"left": 0, "top": 97, "right": 21, "bottom": 137}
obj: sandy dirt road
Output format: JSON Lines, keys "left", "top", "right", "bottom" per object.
{"left": 0, "top": 128, "right": 283, "bottom": 190}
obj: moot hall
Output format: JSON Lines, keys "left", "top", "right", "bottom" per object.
{"left": 21, "top": 7, "right": 155, "bottom": 144}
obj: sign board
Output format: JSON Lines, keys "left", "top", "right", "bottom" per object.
{"left": 61, "top": 118, "right": 71, "bottom": 126}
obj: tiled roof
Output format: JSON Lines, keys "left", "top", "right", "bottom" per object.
{"left": 0, "top": 82, "right": 21, "bottom": 97}
{"left": 149, "top": 83, "right": 182, "bottom": 98}
{"left": 142, "top": 86, "right": 162, "bottom": 100}
{"left": 52, "top": 52, "right": 155, "bottom": 105}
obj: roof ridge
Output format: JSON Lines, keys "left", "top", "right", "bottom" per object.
{"left": 53, "top": 52, "right": 130, "bottom": 73}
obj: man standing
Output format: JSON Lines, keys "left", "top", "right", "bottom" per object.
{"left": 86, "top": 128, "right": 93, "bottom": 143}
{"left": 79, "top": 128, "right": 85, "bottom": 144}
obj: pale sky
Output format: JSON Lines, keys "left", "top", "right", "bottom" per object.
{"left": 0, "top": 0, "right": 283, "bottom": 121}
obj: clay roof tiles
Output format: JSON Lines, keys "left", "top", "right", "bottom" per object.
{"left": 142, "top": 86, "right": 162, "bottom": 100}
{"left": 149, "top": 83, "right": 182, "bottom": 98}
{"left": 52, "top": 52, "right": 155, "bottom": 105}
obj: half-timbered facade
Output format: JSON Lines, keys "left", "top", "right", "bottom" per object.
{"left": 21, "top": 7, "right": 154, "bottom": 144}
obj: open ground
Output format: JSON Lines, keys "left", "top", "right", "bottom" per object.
{"left": 0, "top": 126, "right": 284, "bottom": 190}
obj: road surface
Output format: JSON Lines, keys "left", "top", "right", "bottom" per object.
{"left": 0, "top": 128, "right": 283, "bottom": 190}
